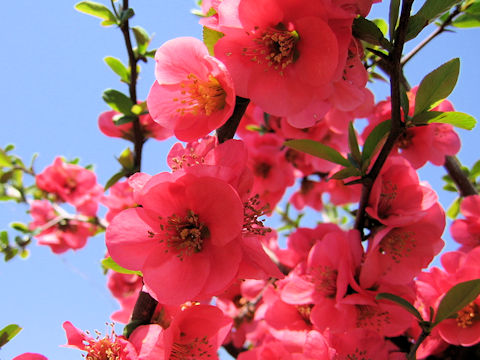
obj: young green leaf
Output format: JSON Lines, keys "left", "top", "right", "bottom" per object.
{"left": 446, "top": 197, "right": 462, "bottom": 219}
{"left": 453, "top": 13, "right": 480, "bottom": 27}
{"left": 352, "top": 17, "right": 392, "bottom": 50}
{"left": 389, "top": 0, "right": 400, "bottom": 40}
{"left": 414, "top": 58, "right": 460, "bottom": 115}
{"left": 10, "top": 222, "right": 29, "bottom": 233}
{"left": 406, "top": 0, "right": 463, "bottom": 41}
{"left": 376, "top": 292, "right": 423, "bottom": 321}
{"left": 434, "top": 279, "right": 480, "bottom": 325}
{"left": 0, "top": 150, "right": 12, "bottom": 168}
{"left": 102, "top": 89, "right": 134, "bottom": 115}
{"left": 329, "top": 167, "right": 361, "bottom": 180}
{"left": 74, "top": 1, "right": 117, "bottom": 23}
{"left": 203, "top": 26, "right": 224, "bottom": 56}
{"left": 348, "top": 122, "right": 362, "bottom": 165}
{"left": 113, "top": 114, "right": 137, "bottom": 125}
{"left": 0, "top": 324, "right": 22, "bottom": 348}
{"left": 427, "top": 111, "right": 476, "bottom": 130}
{"left": 101, "top": 256, "right": 143, "bottom": 276}
{"left": 361, "top": 120, "right": 391, "bottom": 165}
{"left": 104, "top": 56, "right": 129, "bottom": 83}
{"left": 285, "top": 139, "right": 350, "bottom": 167}
{"left": 104, "top": 170, "right": 126, "bottom": 191}
{"left": 132, "top": 26, "right": 150, "bottom": 55}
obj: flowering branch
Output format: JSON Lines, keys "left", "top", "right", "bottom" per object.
{"left": 216, "top": 96, "right": 250, "bottom": 144}
{"left": 119, "top": 0, "right": 145, "bottom": 174}
{"left": 354, "top": 0, "right": 414, "bottom": 235}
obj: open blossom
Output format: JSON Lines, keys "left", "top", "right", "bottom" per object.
{"left": 106, "top": 172, "right": 245, "bottom": 304}
{"left": 29, "top": 200, "right": 94, "bottom": 254}
{"left": 107, "top": 271, "right": 143, "bottom": 324}
{"left": 101, "top": 180, "right": 136, "bottom": 223}
{"left": 36, "top": 157, "right": 102, "bottom": 216}
{"left": 98, "top": 108, "right": 173, "bottom": 141}
{"left": 147, "top": 37, "right": 235, "bottom": 142}
{"left": 12, "top": 354, "right": 48, "bottom": 360}
{"left": 450, "top": 194, "right": 480, "bottom": 251}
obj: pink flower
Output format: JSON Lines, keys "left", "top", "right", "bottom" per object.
{"left": 215, "top": 0, "right": 342, "bottom": 117}
{"left": 101, "top": 180, "right": 136, "bottom": 223}
{"left": 29, "top": 200, "right": 94, "bottom": 254}
{"left": 106, "top": 172, "right": 245, "bottom": 304}
{"left": 36, "top": 157, "right": 102, "bottom": 216}
{"left": 12, "top": 354, "right": 48, "bottom": 360}
{"left": 147, "top": 37, "right": 236, "bottom": 142}
{"left": 153, "top": 305, "right": 232, "bottom": 360}
{"left": 98, "top": 108, "right": 173, "bottom": 141}
{"left": 451, "top": 195, "right": 480, "bottom": 251}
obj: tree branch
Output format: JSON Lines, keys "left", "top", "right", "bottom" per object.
{"left": 354, "top": 0, "right": 414, "bottom": 235}
{"left": 216, "top": 96, "right": 250, "bottom": 144}
{"left": 444, "top": 155, "right": 478, "bottom": 197}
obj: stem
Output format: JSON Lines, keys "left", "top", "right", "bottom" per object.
{"left": 119, "top": 0, "right": 145, "bottom": 173}
{"left": 354, "top": 0, "right": 414, "bottom": 234}
{"left": 401, "top": 5, "right": 462, "bottom": 66}
{"left": 408, "top": 329, "right": 430, "bottom": 360}
{"left": 216, "top": 96, "right": 250, "bottom": 143}
{"left": 444, "top": 155, "right": 478, "bottom": 197}
{"left": 118, "top": 0, "right": 158, "bottom": 337}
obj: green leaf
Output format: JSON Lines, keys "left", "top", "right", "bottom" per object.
{"left": 352, "top": 17, "right": 392, "bottom": 50}
{"left": 453, "top": 13, "right": 480, "bottom": 27}
{"left": 102, "top": 89, "right": 134, "bottom": 115}
{"left": 406, "top": 0, "right": 463, "bottom": 41}
{"left": 119, "top": 8, "right": 135, "bottom": 23}
{"left": 470, "top": 160, "right": 480, "bottom": 178}
{"left": 203, "top": 26, "right": 224, "bottom": 56}
{"left": 10, "top": 222, "right": 29, "bottom": 233}
{"left": 74, "top": 1, "right": 117, "bottom": 23}
{"left": 427, "top": 111, "right": 476, "bottom": 130}
{"left": 284, "top": 139, "right": 350, "bottom": 167}
{"left": 446, "top": 197, "right": 461, "bottom": 219}
{"left": 372, "top": 19, "right": 388, "bottom": 36}
{"left": 101, "top": 256, "right": 142, "bottom": 276}
{"left": 0, "top": 150, "right": 12, "bottom": 168}
{"left": 132, "top": 26, "right": 150, "bottom": 55}
{"left": 414, "top": 58, "right": 460, "bottom": 115}
{"left": 376, "top": 292, "right": 423, "bottom": 321}
{"left": 361, "top": 120, "right": 391, "bottom": 165}
{"left": 104, "top": 56, "right": 129, "bottom": 83}
{"left": 113, "top": 114, "right": 137, "bottom": 125}
{"left": 348, "top": 122, "right": 361, "bottom": 165}
{"left": 434, "top": 279, "right": 480, "bottom": 325}
{"left": 399, "top": 83, "right": 410, "bottom": 121}
{"left": 0, "top": 231, "right": 8, "bottom": 248}
{"left": 0, "top": 324, "right": 22, "bottom": 348}
{"left": 389, "top": 0, "right": 400, "bottom": 40}
{"left": 104, "top": 171, "right": 125, "bottom": 191}
{"left": 411, "top": 110, "right": 444, "bottom": 125}
{"left": 329, "top": 167, "right": 361, "bottom": 180}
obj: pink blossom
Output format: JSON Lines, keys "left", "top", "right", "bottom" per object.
{"left": 36, "top": 157, "right": 102, "bottom": 216}
{"left": 98, "top": 108, "right": 173, "bottom": 141}
{"left": 147, "top": 37, "right": 235, "bottom": 142}
{"left": 451, "top": 195, "right": 480, "bottom": 251}
{"left": 366, "top": 156, "right": 438, "bottom": 227}
{"left": 214, "top": 0, "right": 343, "bottom": 117}
{"left": 107, "top": 271, "right": 143, "bottom": 324}
{"left": 153, "top": 304, "right": 232, "bottom": 360}
{"left": 101, "top": 180, "right": 136, "bottom": 223}
{"left": 29, "top": 200, "right": 94, "bottom": 254}
{"left": 106, "top": 172, "right": 245, "bottom": 304}
{"left": 12, "top": 354, "right": 48, "bottom": 360}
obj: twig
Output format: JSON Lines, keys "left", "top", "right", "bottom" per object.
{"left": 444, "top": 155, "right": 478, "bottom": 197}
{"left": 354, "top": 0, "right": 414, "bottom": 234}
{"left": 401, "top": 5, "right": 462, "bottom": 66}
{"left": 216, "top": 96, "right": 250, "bottom": 143}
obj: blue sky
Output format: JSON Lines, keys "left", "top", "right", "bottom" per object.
{"left": 0, "top": 1, "right": 479, "bottom": 359}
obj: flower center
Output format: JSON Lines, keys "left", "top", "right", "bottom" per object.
{"left": 309, "top": 265, "right": 338, "bottom": 298}
{"left": 378, "top": 180, "right": 397, "bottom": 219}
{"left": 242, "top": 22, "right": 300, "bottom": 76}
{"left": 83, "top": 328, "right": 122, "bottom": 360}
{"left": 456, "top": 302, "right": 479, "bottom": 328}
{"left": 174, "top": 74, "right": 226, "bottom": 116}
{"left": 243, "top": 195, "right": 271, "bottom": 236}
{"left": 378, "top": 229, "right": 416, "bottom": 263}
{"left": 170, "top": 336, "right": 214, "bottom": 360}
{"left": 397, "top": 129, "right": 414, "bottom": 149}
{"left": 254, "top": 162, "right": 271, "bottom": 178}
{"left": 163, "top": 210, "right": 210, "bottom": 260}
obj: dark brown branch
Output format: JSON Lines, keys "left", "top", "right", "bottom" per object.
{"left": 444, "top": 155, "right": 478, "bottom": 197}
{"left": 216, "top": 96, "right": 250, "bottom": 143}
{"left": 119, "top": 0, "right": 145, "bottom": 173}
{"left": 354, "top": 0, "right": 414, "bottom": 234}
